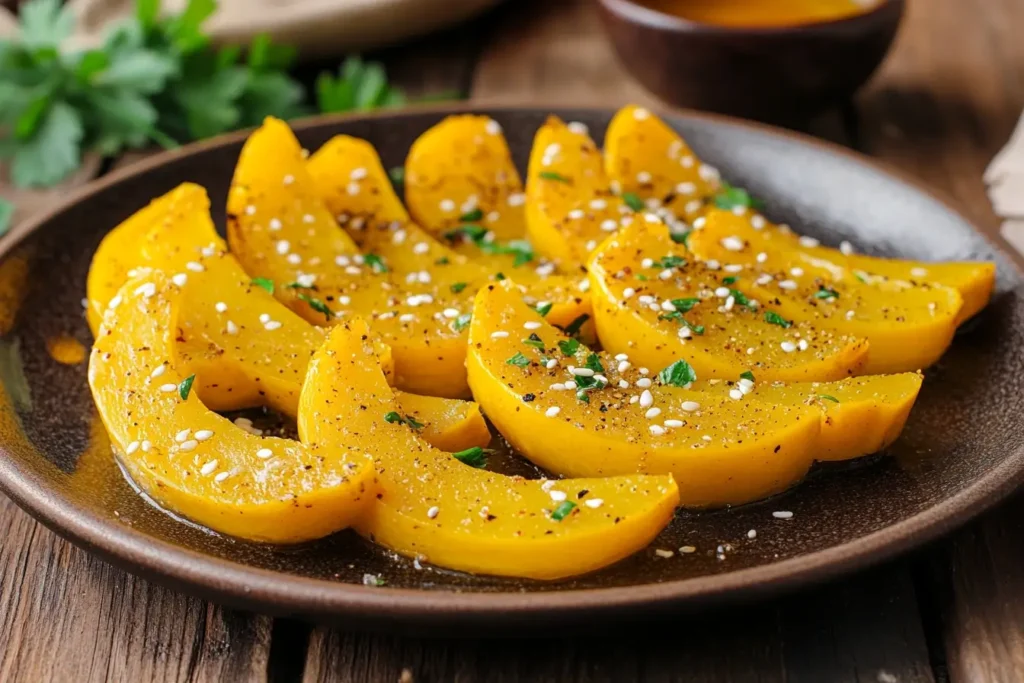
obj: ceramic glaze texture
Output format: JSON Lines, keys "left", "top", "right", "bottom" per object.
{"left": 0, "top": 107, "right": 1020, "bottom": 628}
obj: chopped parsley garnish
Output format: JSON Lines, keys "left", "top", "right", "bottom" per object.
{"left": 551, "top": 500, "right": 577, "bottom": 521}
{"left": 740, "top": 370, "right": 756, "bottom": 382}
{"left": 443, "top": 223, "right": 488, "bottom": 242}
{"left": 653, "top": 255, "right": 686, "bottom": 269}
{"left": 388, "top": 166, "right": 405, "bottom": 186}
{"left": 636, "top": 274, "right": 648, "bottom": 281}
{"left": 658, "top": 312, "right": 683, "bottom": 322}
{"left": 584, "top": 353, "right": 604, "bottom": 374}
{"left": 495, "top": 272, "right": 506, "bottom": 281}
{"left": 562, "top": 313, "right": 590, "bottom": 338}
{"left": 535, "top": 302, "right": 553, "bottom": 317}
{"left": 539, "top": 171, "right": 570, "bottom": 183}
{"left": 384, "top": 412, "right": 424, "bottom": 429}
{"left": 854, "top": 272, "right": 869, "bottom": 283}
{"left": 478, "top": 238, "right": 534, "bottom": 267}
{"left": 297, "top": 293, "right": 332, "bottom": 321}
{"left": 622, "top": 192, "right": 645, "bottom": 211}
{"left": 364, "top": 253, "right": 388, "bottom": 273}
{"left": 558, "top": 338, "right": 579, "bottom": 356}
{"left": 722, "top": 276, "right": 738, "bottom": 285}
{"left": 450, "top": 282, "right": 468, "bottom": 294}
{"left": 576, "top": 390, "right": 590, "bottom": 404}
{"left": 729, "top": 289, "right": 751, "bottom": 307}
{"left": 713, "top": 182, "right": 764, "bottom": 211}
{"left": 815, "top": 286, "right": 840, "bottom": 300}
{"left": 405, "top": 415, "right": 425, "bottom": 430}
{"left": 657, "top": 359, "right": 697, "bottom": 387}
{"left": 819, "top": 394, "right": 840, "bottom": 403}
{"left": 178, "top": 375, "right": 196, "bottom": 400}
{"left": 435, "top": 256, "right": 450, "bottom": 266}
{"left": 523, "top": 333, "right": 545, "bottom": 349}
{"left": 506, "top": 352, "right": 531, "bottom": 368}
{"left": 452, "top": 446, "right": 489, "bottom": 468}
{"left": 251, "top": 277, "right": 274, "bottom": 294}
{"left": 671, "top": 230, "right": 692, "bottom": 246}
{"left": 285, "top": 281, "right": 315, "bottom": 290}
{"left": 450, "top": 313, "right": 472, "bottom": 333}
{"left": 658, "top": 312, "right": 704, "bottom": 335}
{"left": 683, "top": 319, "right": 705, "bottom": 335}
{"left": 384, "top": 411, "right": 403, "bottom": 424}
{"left": 459, "top": 208, "right": 484, "bottom": 222}
{"left": 763, "top": 311, "right": 792, "bottom": 328}
{"left": 671, "top": 298, "right": 701, "bottom": 312}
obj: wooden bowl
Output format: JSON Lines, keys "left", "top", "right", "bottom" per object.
{"left": 596, "top": 0, "right": 905, "bottom": 123}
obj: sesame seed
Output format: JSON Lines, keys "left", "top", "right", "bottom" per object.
{"left": 302, "top": 214, "right": 315, "bottom": 224}
{"left": 798, "top": 339, "right": 809, "bottom": 351}
{"left": 126, "top": 441, "right": 140, "bottom": 455}
{"left": 778, "top": 280, "right": 798, "bottom": 290}
{"left": 601, "top": 219, "right": 618, "bottom": 232}
{"left": 546, "top": 358, "right": 558, "bottom": 369}
{"left": 773, "top": 511, "right": 793, "bottom": 519}
{"left": 269, "top": 218, "right": 282, "bottom": 231}
{"left": 724, "top": 264, "right": 744, "bottom": 273}
{"left": 756, "top": 274, "right": 774, "bottom": 285}
{"left": 134, "top": 282, "right": 157, "bottom": 298}
{"left": 179, "top": 439, "right": 198, "bottom": 452}
{"left": 171, "top": 273, "right": 188, "bottom": 287}
{"left": 658, "top": 269, "right": 672, "bottom": 280}
{"left": 585, "top": 498, "right": 604, "bottom": 509}
{"left": 756, "top": 252, "right": 768, "bottom": 263}
{"left": 550, "top": 383, "right": 566, "bottom": 391}
{"left": 141, "top": 440, "right": 151, "bottom": 452}
{"left": 618, "top": 379, "right": 630, "bottom": 389}
{"left": 150, "top": 365, "right": 166, "bottom": 378}
{"left": 256, "top": 448, "right": 273, "bottom": 459}
{"left": 545, "top": 406, "right": 561, "bottom": 418}
{"left": 637, "top": 171, "right": 652, "bottom": 184}
{"left": 439, "top": 199, "right": 456, "bottom": 212}
{"left": 200, "top": 460, "right": 218, "bottom": 475}
{"left": 911, "top": 267, "right": 928, "bottom": 277}
{"left": 676, "top": 181, "right": 696, "bottom": 195}
{"left": 549, "top": 490, "right": 567, "bottom": 502}
{"left": 664, "top": 419, "right": 684, "bottom": 428}
{"left": 636, "top": 378, "right": 652, "bottom": 389}
{"left": 226, "top": 321, "right": 238, "bottom": 335}
{"left": 567, "top": 121, "right": 589, "bottom": 135}
{"left": 214, "top": 471, "right": 230, "bottom": 483}
{"left": 738, "top": 378, "right": 754, "bottom": 390}
{"left": 640, "top": 390, "right": 654, "bottom": 408}
{"left": 799, "top": 236, "right": 820, "bottom": 248}
{"left": 622, "top": 287, "right": 636, "bottom": 299}
{"left": 524, "top": 321, "right": 542, "bottom": 330}
{"left": 729, "top": 388, "right": 743, "bottom": 400}
{"left": 750, "top": 215, "right": 767, "bottom": 230}
{"left": 724, "top": 296, "right": 735, "bottom": 311}
{"left": 159, "top": 383, "right": 177, "bottom": 393}
{"left": 399, "top": 314, "right": 415, "bottom": 323}
{"left": 679, "top": 327, "right": 692, "bottom": 339}
{"left": 427, "top": 506, "right": 440, "bottom": 519}
{"left": 780, "top": 341, "right": 797, "bottom": 353}
{"left": 649, "top": 425, "right": 666, "bottom": 435}
{"left": 485, "top": 119, "right": 502, "bottom": 135}
{"left": 617, "top": 360, "right": 631, "bottom": 373}
{"left": 443, "top": 308, "right": 460, "bottom": 319}
{"left": 732, "top": 206, "right": 746, "bottom": 216}
{"left": 633, "top": 107, "right": 650, "bottom": 120}
{"left": 486, "top": 211, "right": 500, "bottom": 223}
{"left": 245, "top": 205, "right": 256, "bottom": 216}
{"left": 645, "top": 407, "right": 661, "bottom": 419}
{"left": 413, "top": 242, "right": 430, "bottom": 255}
{"left": 275, "top": 240, "right": 290, "bottom": 255}
{"left": 507, "top": 193, "right": 525, "bottom": 207}
{"left": 681, "top": 401, "right": 700, "bottom": 412}
{"left": 790, "top": 267, "right": 804, "bottom": 277}
{"left": 748, "top": 529, "right": 757, "bottom": 539}
{"left": 283, "top": 174, "right": 294, "bottom": 185}
{"left": 175, "top": 429, "right": 191, "bottom": 443}
{"left": 490, "top": 331, "right": 509, "bottom": 339}
{"left": 195, "top": 430, "right": 214, "bottom": 441}
{"left": 215, "top": 302, "right": 228, "bottom": 313}
{"left": 567, "top": 209, "right": 585, "bottom": 220}
{"left": 721, "top": 236, "right": 745, "bottom": 251}
{"left": 698, "top": 164, "right": 721, "bottom": 182}
{"left": 185, "top": 261, "right": 204, "bottom": 272}
{"left": 349, "top": 167, "right": 368, "bottom": 181}
{"left": 571, "top": 368, "right": 595, "bottom": 377}
{"left": 264, "top": 321, "right": 282, "bottom": 331}
{"left": 680, "top": 546, "right": 696, "bottom": 553}
{"left": 715, "top": 287, "right": 731, "bottom": 298}
{"left": 840, "top": 240, "right": 855, "bottom": 255}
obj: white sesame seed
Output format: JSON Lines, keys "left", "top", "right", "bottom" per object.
{"left": 756, "top": 274, "right": 774, "bottom": 286}
{"left": 640, "top": 390, "right": 654, "bottom": 408}
{"left": 226, "top": 321, "right": 238, "bottom": 335}
{"left": 264, "top": 321, "right": 282, "bottom": 331}
{"left": 798, "top": 339, "right": 809, "bottom": 351}
{"left": 507, "top": 192, "right": 525, "bottom": 207}
{"left": 780, "top": 341, "right": 797, "bottom": 353}
{"left": 721, "top": 236, "right": 745, "bottom": 251}
{"left": 633, "top": 107, "right": 650, "bottom": 120}
{"left": 649, "top": 425, "right": 666, "bottom": 435}
{"left": 617, "top": 360, "right": 631, "bottom": 373}
{"left": 637, "top": 378, "right": 652, "bottom": 389}
{"left": 698, "top": 164, "right": 720, "bottom": 182}
{"left": 349, "top": 167, "right": 368, "bottom": 181}
{"left": 724, "top": 264, "right": 744, "bottom": 273}
{"left": 546, "top": 358, "right": 558, "bottom": 369}
{"left": 440, "top": 199, "right": 456, "bottom": 212}
{"left": 729, "top": 388, "right": 743, "bottom": 400}
{"left": 567, "top": 209, "right": 585, "bottom": 220}
{"left": 618, "top": 379, "right": 630, "bottom": 388}
{"left": 715, "top": 286, "right": 731, "bottom": 298}
{"left": 490, "top": 331, "right": 509, "bottom": 339}
{"left": 739, "top": 378, "right": 754, "bottom": 390}
{"left": 412, "top": 242, "right": 430, "bottom": 255}
{"left": 571, "top": 368, "right": 595, "bottom": 377}
{"left": 545, "top": 406, "right": 561, "bottom": 418}
{"left": 427, "top": 506, "right": 440, "bottom": 519}
{"left": 799, "top": 236, "right": 820, "bottom": 248}
{"left": 141, "top": 440, "right": 151, "bottom": 452}
{"left": 645, "top": 407, "right": 661, "bottom": 419}
{"left": 622, "top": 287, "right": 636, "bottom": 300}
{"left": 283, "top": 174, "right": 294, "bottom": 185}
{"left": 679, "top": 326, "right": 692, "bottom": 339}
{"left": 269, "top": 218, "right": 282, "bottom": 231}
{"left": 159, "top": 383, "right": 177, "bottom": 393}
{"left": 756, "top": 252, "right": 768, "bottom": 263}
{"left": 637, "top": 171, "right": 652, "bottom": 184}
{"left": 302, "top": 213, "right": 315, "bottom": 224}
{"left": 134, "top": 282, "right": 157, "bottom": 299}
{"left": 276, "top": 240, "right": 291, "bottom": 255}
{"left": 567, "top": 121, "right": 589, "bottom": 135}
{"left": 585, "top": 498, "right": 603, "bottom": 509}
{"left": 175, "top": 429, "right": 191, "bottom": 443}
{"left": 185, "top": 261, "right": 204, "bottom": 272}
{"left": 256, "top": 448, "right": 273, "bottom": 459}
{"left": 676, "top": 181, "right": 696, "bottom": 195}
{"left": 442, "top": 308, "right": 460, "bottom": 319}
{"left": 680, "top": 545, "right": 696, "bottom": 553}
{"left": 724, "top": 296, "right": 735, "bottom": 312}
{"left": 748, "top": 529, "right": 757, "bottom": 539}
{"left": 840, "top": 240, "right": 855, "bottom": 255}
{"left": 911, "top": 267, "right": 928, "bottom": 278}
{"left": 195, "top": 430, "right": 213, "bottom": 441}
{"left": 773, "top": 511, "right": 794, "bottom": 519}
{"left": 681, "top": 401, "right": 700, "bottom": 412}
{"left": 126, "top": 441, "right": 140, "bottom": 455}
{"left": 179, "top": 439, "right": 198, "bottom": 452}
{"left": 214, "top": 471, "right": 230, "bottom": 483}
{"left": 549, "top": 490, "right": 567, "bottom": 502}
{"left": 399, "top": 314, "right": 415, "bottom": 323}
{"left": 601, "top": 219, "right": 618, "bottom": 232}
{"left": 778, "top": 280, "right": 798, "bottom": 290}
{"left": 487, "top": 211, "right": 500, "bottom": 223}
{"left": 200, "top": 460, "right": 218, "bottom": 475}
{"left": 750, "top": 215, "right": 767, "bottom": 230}
{"left": 150, "top": 365, "right": 166, "bottom": 379}
{"left": 654, "top": 549, "right": 675, "bottom": 559}
{"left": 524, "top": 321, "right": 542, "bottom": 330}
{"left": 245, "top": 205, "right": 256, "bottom": 216}
{"left": 259, "top": 313, "right": 271, "bottom": 324}
{"left": 214, "top": 302, "right": 228, "bottom": 314}
{"left": 171, "top": 273, "right": 188, "bottom": 287}
{"left": 485, "top": 119, "right": 502, "bottom": 135}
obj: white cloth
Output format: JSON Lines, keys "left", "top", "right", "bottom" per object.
{"left": 985, "top": 116, "right": 1024, "bottom": 256}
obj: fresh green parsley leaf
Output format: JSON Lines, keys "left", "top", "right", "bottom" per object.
{"left": 405, "top": 414, "right": 424, "bottom": 430}
{"left": 819, "top": 394, "right": 840, "bottom": 403}
{"left": 584, "top": 353, "right": 604, "bottom": 374}
{"left": 558, "top": 338, "right": 579, "bottom": 356}
{"left": 562, "top": 313, "right": 589, "bottom": 338}
{"left": 722, "top": 276, "right": 738, "bottom": 285}
{"left": 506, "top": 352, "right": 530, "bottom": 368}
{"left": 672, "top": 298, "right": 701, "bottom": 312}
{"left": 459, "top": 208, "right": 484, "bottom": 222}
{"left": 363, "top": 253, "right": 387, "bottom": 273}
{"left": 683, "top": 319, "right": 705, "bottom": 335}
{"left": 251, "top": 277, "right": 274, "bottom": 294}
{"left": 285, "top": 281, "right": 315, "bottom": 290}
{"left": 658, "top": 359, "right": 697, "bottom": 387}
{"left": 653, "top": 255, "right": 686, "bottom": 269}
{"left": 7, "top": 101, "right": 84, "bottom": 188}
{"left": 854, "top": 271, "right": 869, "bottom": 284}
{"left": 815, "top": 286, "right": 840, "bottom": 300}
{"left": 316, "top": 56, "right": 405, "bottom": 113}
{"left": 636, "top": 274, "right": 648, "bottom": 281}
{"left": 763, "top": 311, "right": 792, "bottom": 328}
{"left": 523, "top": 333, "right": 545, "bottom": 350}
{"left": 452, "top": 446, "right": 488, "bottom": 468}
{"left": 576, "top": 389, "right": 590, "bottom": 403}
{"left": 539, "top": 171, "right": 569, "bottom": 183}
{"left": 622, "top": 192, "right": 645, "bottom": 212}
{"left": 443, "top": 223, "right": 488, "bottom": 242}
{"left": 740, "top": 370, "right": 755, "bottom": 382}
{"left": 729, "top": 289, "right": 751, "bottom": 307}
{"left": 388, "top": 166, "right": 405, "bottom": 186}
{"left": 713, "top": 182, "right": 764, "bottom": 211}
{"left": 495, "top": 272, "right": 506, "bottom": 281}
{"left": 0, "top": 199, "right": 14, "bottom": 237}
{"left": 450, "top": 282, "right": 467, "bottom": 294}
{"left": 551, "top": 500, "right": 577, "bottom": 521}
{"left": 450, "top": 313, "right": 471, "bottom": 333}
{"left": 671, "top": 230, "right": 692, "bottom": 246}
{"left": 434, "top": 256, "right": 450, "bottom": 266}
{"left": 178, "top": 374, "right": 196, "bottom": 400}
{"left": 19, "top": 0, "right": 75, "bottom": 51}
{"left": 383, "top": 411, "right": 403, "bottom": 424}
{"left": 297, "top": 293, "right": 332, "bottom": 321}
{"left": 535, "top": 301, "right": 553, "bottom": 317}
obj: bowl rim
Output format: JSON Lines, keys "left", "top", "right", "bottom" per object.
{"left": 597, "top": 0, "right": 904, "bottom": 36}
{"left": 0, "top": 102, "right": 1021, "bottom": 626}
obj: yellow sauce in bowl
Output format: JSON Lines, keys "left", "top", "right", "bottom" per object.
{"left": 638, "top": 0, "right": 882, "bottom": 28}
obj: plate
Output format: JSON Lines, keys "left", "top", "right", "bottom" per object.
{"left": 0, "top": 106, "right": 1021, "bottom": 631}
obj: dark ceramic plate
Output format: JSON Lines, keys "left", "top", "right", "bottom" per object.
{"left": 0, "top": 106, "right": 1021, "bottom": 631}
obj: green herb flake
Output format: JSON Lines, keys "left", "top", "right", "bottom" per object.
{"left": 452, "top": 446, "right": 488, "bottom": 468}
{"left": 551, "top": 500, "right": 577, "bottom": 521}
{"left": 622, "top": 192, "right": 645, "bottom": 212}
{"left": 562, "top": 313, "right": 590, "bottom": 338}
{"left": 434, "top": 256, "right": 450, "bottom": 266}
{"left": 584, "top": 353, "right": 604, "bottom": 374}
{"left": 576, "top": 389, "right": 590, "bottom": 404}
{"left": 535, "top": 301, "right": 553, "bottom": 317}
{"left": 251, "top": 277, "right": 274, "bottom": 294}
{"left": 763, "top": 311, "right": 792, "bottom": 328}
{"left": 459, "top": 208, "right": 484, "bottom": 222}
{"left": 383, "top": 411, "right": 403, "bottom": 424}
{"left": 495, "top": 272, "right": 506, "bottom": 281}
{"left": 388, "top": 166, "right": 405, "bottom": 186}
{"left": 178, "top": 374, "right": 196, "bottom": 400}
{"left": 364, "top": 253, "right": 388, "bottom": 273}
{"left": 722, "top": 276, "right": 738, "bottom": 285}
{"left": 814, "top": 286, "right": 840, "bottom": 300}
{"left": 636, "top": 274, "right": 648, "bottom": 281}
{"left": 657, "top": 359, "right": 697, "bottom": 388}
{"left": 819, "top": 394, "right": 840, "bottom": 403}
{"left": 740, "top": 370, "right": 756, "bottom": 382}
{"left": 670, "top": 230, "right": 692, "bottom": 247}
{"left": 450, "top": 313, "right": 472, "bottom": 333}
{"left": 443, "top": 223, "right": 488, "bottom": 242}
{"left": 297, "top": 293, "right": 332, "bottom": 321}
{"left": 684, "top": 320, "right": 706, "bottom": 335}
{"left": 558, "top": 338, "right": 580, "bottom": 356}
{"left": 450, "top": 282, "right": 468, "bottom": 294}
{"left": 672, "top": 298, "right": 701, "bottom": 312}
{"left": 539, "top": 171, "right": 570, "bottom": 183}
{"left": 285, "top": 281, "right": 315, "bottom": 290}
{"left": 523, "top": 333, "right": 545, "bottom": 350}
{"left": 713, "top": 182, "right": 764, "bottom": 211}
{"left": 654, "top": 254, "right": 686, "bottom": 269}
{"left": 405, "top": 414, "right": 425, "bottom": 430}
{"left": 506, "top": 352, "right": 530, "bottom": 368}
{"left": 729, "top": 289, "right": 751, "bottom": 307}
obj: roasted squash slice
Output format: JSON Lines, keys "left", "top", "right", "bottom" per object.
{"left": 87, "top": 183, "right": 490, "bottom": 452}
{"left": 685, "top": 210, "right": 963, "bottom": 373}
{"left": 298, "top": 318, "right": 680, "bottom": 579}
{"left": 603, "top": 104, "right": 720, "bottom": 226}
{"left": 588, "top": 218, "right": 869, "bottom": 382}
{"left": 308, "top": 131, "right": 591, "bottom": 331}
{"left": 524, "top": 115, "right": 632, "bottom": 269}
{"left": 226, "top": 118, "right": 473, "bottom": 398}
{"left": 467, "top": 280, "right": 822, "bottom": 507}
{"left": 88, "top": 272, "right": 377, "bottom": 543}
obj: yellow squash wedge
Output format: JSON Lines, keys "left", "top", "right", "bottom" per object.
{"left": 467, "top": 280, "right": 825, "bottom": 508}
{"left": 308, "top": 131, "right": 592, "bottom": 331}
{"left": 588, "top": 218, "right": 870, "bottom": 382}
{"left": 87, "top": 183, "right": 490, "bottom": 452}
{"left": 603, "top": 104, "right": 720, "bottom": 225}
{"left": 226, "top": 118, "right": 473, "bottom": 398}
{"left": 687, "top": 209, "right": 964, "bottom": 373}
{"left": 298, "top": 318, "right": 680, "bottom": 579}
{"left": 88, "top": 272, "right": 377, "bottom": 543}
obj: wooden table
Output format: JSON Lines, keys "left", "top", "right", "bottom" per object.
{"left": 3, "top": 1, "right": 1024, "bottom": 680}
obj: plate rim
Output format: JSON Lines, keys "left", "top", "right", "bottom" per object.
{"left": 1, "top": 103, "right": 1022, "bottom": 625}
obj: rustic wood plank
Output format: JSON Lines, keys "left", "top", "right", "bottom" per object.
{"left": 0, "top": 155, "right": 102, "bottom": 237}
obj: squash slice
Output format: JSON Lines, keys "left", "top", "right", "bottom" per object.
{"left": 226, "top": 118, "right": 472, "bottom": 398}
{"left": 87, "top": 183, "right": 490, "bottom": 452}
{"left": 684, "top": 209, "right": 964, "bottom": 373}
{"left": 308, "top": 131, "right": 591, "bottom": 330}
{"left": 298, "top": 318, "right": 680, "bottom": 579}
{"left": 467, "top": 280, "right": 823, "bottom": 508}
{"left": 603, "top": 104, "right": 720, "bottom": 226}
{"left": 88, "top": 272, "right": 377, "bottom": 543}
{"left": 588, "top": 218, "right": 869, "bottom": 382}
